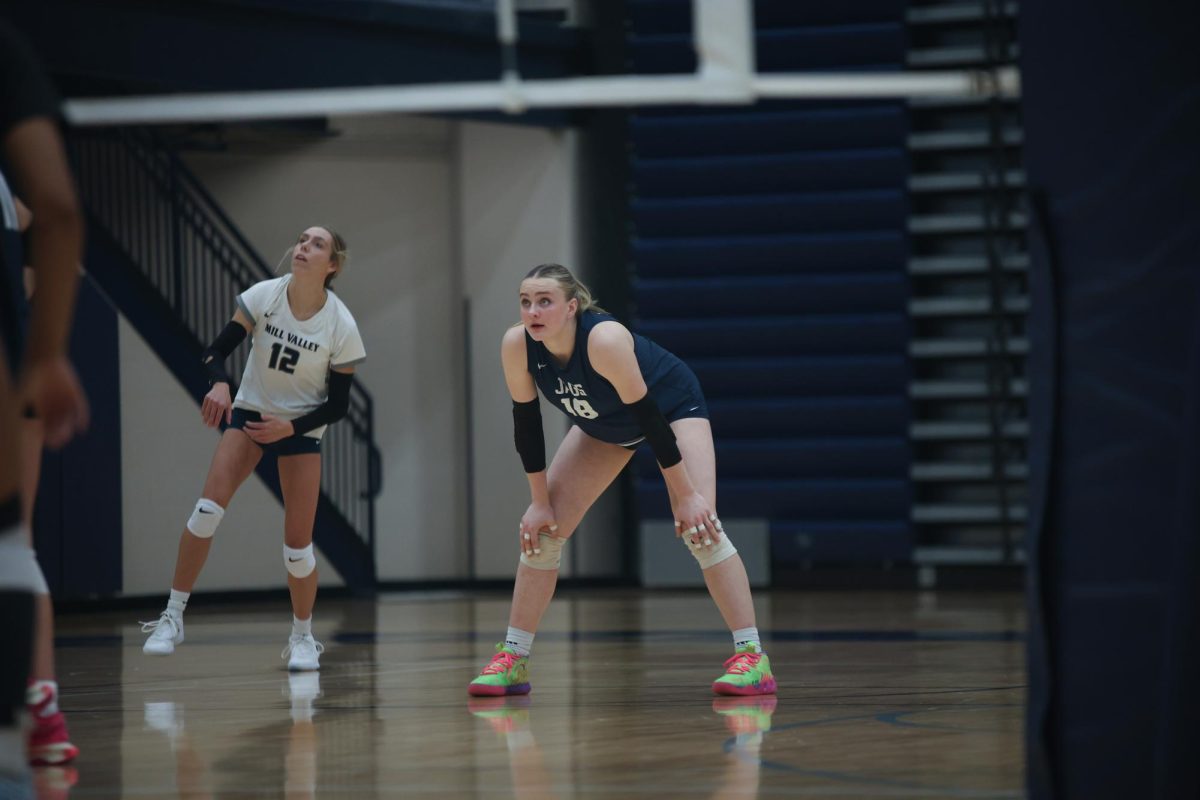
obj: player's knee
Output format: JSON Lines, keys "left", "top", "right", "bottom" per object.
{"left": 683, "top": 532, "right": 737, "bottom": 570}
{"left": 186, "top": 498, "right": 225, "bottom": 539}
{"left": 519, "top": 533, "right": 565, "bottom": 570}
{"left": 284, "top": 543, "right": 316, "bottom": 578}
{"left": 0, "top": 530, "right": 48, "bottom": 593}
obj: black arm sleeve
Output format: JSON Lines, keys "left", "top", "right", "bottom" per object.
{"left": 201, "top": 321, "right": 248, "bottom": 386}
{"left": 290, "top": 371, "right": 353, "bottom": 437}
{"left": 512, "top": 398, "right": 546, "bottom": 473}
{"left": 627, "top": 393, "right": 682, "bottom": 468}
{"left": 0, "top": 20, "right": 62, "bottom": 137}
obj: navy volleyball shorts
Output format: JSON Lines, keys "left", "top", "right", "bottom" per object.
{"left": 619, "top": 360, "right": 709, "bottom": 451}
{"left": 227, "top": 408, "right": 322, "bottom": 456}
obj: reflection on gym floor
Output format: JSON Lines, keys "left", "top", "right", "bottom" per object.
{"left": 42, "top": 590, "right": 1024, "bottom": 799}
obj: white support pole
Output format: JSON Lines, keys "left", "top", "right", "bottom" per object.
{"left": 692, "top": 0, "right": 755, "bottom": 99}
{"left": 496, "top": 0, "right": 518, "bottom": 46}
{"left": 495, "top": 0, "right": 524, "bottom": 113}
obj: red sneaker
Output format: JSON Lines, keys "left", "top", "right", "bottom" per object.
{"left": 26, "top": 681, "right": 79, "bottom": 766}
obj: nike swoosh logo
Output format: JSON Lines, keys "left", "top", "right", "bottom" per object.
{"left": 198, "top": 509, "right": 214, "bottom": 514}
{"left": 537, "top": 363, "right": 547, "bottom": 369}
{"left": 688, "top": 406, "right": 700, "bottom": 412}
{"left": 288, "top": 557, "right": 303, "bottom": 562}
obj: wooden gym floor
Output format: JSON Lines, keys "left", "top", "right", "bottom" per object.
{"left": 40, "top": 589, "right": 1025, "bottom": 799}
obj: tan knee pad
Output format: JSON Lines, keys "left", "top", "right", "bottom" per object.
{"left": 519, "top": 532, "right": 565, "bottom": 570}
{"left": 684, "top": 532, "right": 737, "bottom": 570}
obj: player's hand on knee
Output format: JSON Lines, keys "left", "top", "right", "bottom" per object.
{"left": 201, "top": 382, "right": 232, "bottom": 428}
{"left": 673, "top": 492, "right": 718, "bottom": 550}
{"left": 22, "top": 356, "right": 90, "bottom": 449}
{"left": 519, "top": 503, "right": 559, "bottom": 557}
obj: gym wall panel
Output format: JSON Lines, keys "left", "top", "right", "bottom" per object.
{"left": 458, "top": 120, "right": 619, "bottom": 581}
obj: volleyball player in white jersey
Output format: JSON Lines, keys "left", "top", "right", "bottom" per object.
{"left": 141, "top": 226, "right": 365, "bottom": 671}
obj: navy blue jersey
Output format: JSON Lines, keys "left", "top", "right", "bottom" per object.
{"left": 0, "top": 169, "right": 26, "bottom": 372}
{"left": 525, "top": 310, "right": 707, "bottom": 445}
{"left": 0, "top": 20, "right": 62, "bottom": 373}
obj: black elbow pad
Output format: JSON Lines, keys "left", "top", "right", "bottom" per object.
{"left": 512, "top": 398, "right": 546, "bottom": 473}
{"left": 627, "top": 394, "right": 682, "bottom": 468}
{"left": 201, "top": 321, "right": 248, "bottom": 385}
{"left": 290, "top": 371, "right": 353, "bottom": 436}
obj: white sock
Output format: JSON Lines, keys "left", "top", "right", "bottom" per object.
{"left": 26, "top": 680, "right": 59, "bottom": 717}
{"left": 293, "top": 616, "right": 312, "bottom": 637}
{"left": 506, "top": 730, "right": 536, "bottom": 751}
{"left": 167, "top": 589, "right": 189, "bottom": 618}
{"left": 733, "top": 627, "right": 761, "bottom": 652}
{"left": 504, "top": 627, "right": 534, "bottom": 656}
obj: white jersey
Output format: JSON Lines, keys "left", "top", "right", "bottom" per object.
{"left": 0, "top": 169, "right": 19, "bottom": 231}
{"left": 233, "top": 276, "right": 366, "bottom": 440}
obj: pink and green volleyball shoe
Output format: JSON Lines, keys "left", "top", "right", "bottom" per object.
{"left": 468, "top": 643, "right": 531, "bottom": 697}
{"left": 712, "top": 644, "right": 777, "bottom": 696}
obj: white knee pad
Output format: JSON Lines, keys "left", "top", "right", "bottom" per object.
{"left": 29, "top": 556, "right": 48, "bottom": 595}
{"left": 519, "top": 533, "right": 565, "bottom": 571}
{"left": 186, "top": 498, "right": 225, "bottom": 539}
{"left": 0, "top": 529, "right": 48, "bottom": 593}
{"left": 684, "top": 531, "right": 738, "bottom": 570}
{"left": 284, "top": 543, "right": 316, "bottom": 578}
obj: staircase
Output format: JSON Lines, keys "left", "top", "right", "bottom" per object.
{"left": 625, "top": 0, "right": 914, "bottom": 569}
{"left": 906, "top": 0, "right": 1027, "bottom": 570}
{"left": 70, "top": 129, "right": 381, "bottom": 589}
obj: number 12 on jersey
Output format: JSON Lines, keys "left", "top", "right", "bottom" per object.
{"left": 269, "top": 343, "right": 301, "bottom": 374}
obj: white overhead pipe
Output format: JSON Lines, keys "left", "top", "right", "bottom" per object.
{"left": 62, "top": 0, "right": 1019, "bottom": 127}
{"left": 755, "top": 67, "right": 1020, "bottom": 100}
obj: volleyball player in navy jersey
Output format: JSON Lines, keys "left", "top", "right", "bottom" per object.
{"left": 1, "top": 182, "right": 81, "bottom": 768}
{"left": 0, "top": 18, "right": 89, "bottom": 794}
{"left": 468, "top": 263, "right": 776, "bottom": 697}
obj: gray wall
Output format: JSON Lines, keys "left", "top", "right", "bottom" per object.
{"left": 458, "top": 121, "right": 621, "bottom": 580}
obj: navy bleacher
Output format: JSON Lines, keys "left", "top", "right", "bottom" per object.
{"left": 625, "top": 0, "right": 913, "bottom": 570}
{"left": 629, "top": 22, "right": 906, "bottom": 74}
{"left": 633, "top": 231, "right": 905, "bottom": 277}
{"left": 634, "top": 148, "right": 907, "bottom": 197}
{"left": 627, "top": 0, "right": 909, "bottom": 33}
{"left": 633, "top": 273, "right": 906, "bottom": 316}
{"left": 632, "top": 189, "right": 906, "bottom": 237}
{"left": 630, "top": 106, "right": 907, "bottom": 156}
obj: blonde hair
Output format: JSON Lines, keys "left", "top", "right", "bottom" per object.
{"left": 522, "top": 263, "right": 606, "bottom": 314}
{"left": 275, "top": 226, "right": 350, "bottom": 288}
